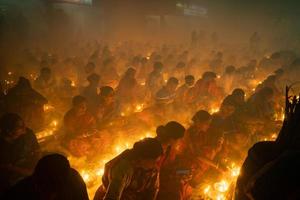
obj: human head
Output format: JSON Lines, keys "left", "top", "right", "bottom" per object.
{"left": 202, "top": 71, "right": 217, "bottom": 82}
{"left": 185, "top": 75, "right": 195, "bottom": 86}
{"left": 153, "top": 62, "right": 163, "bottom": 73}
{"left": 100, "top": 86, "right": 114, "bottom": 103}
{"left": 132, "top": 138, "right": 163, "bottom": 169}
{"left": 219, "top": 98, "right": 236, "bottom": 118}
{"left": 225, "top": 65, "right": 236, "bottom": 74}
{"left": 33, "top": 154, "right": 71, "bottom": 197}
{"left": 259, "top": 87, "right": 274, "bottom": 102}
{"left": 72, "top": 95, "right": 87, "bottom": 115}
{"left": 84, "top": 62, "right": 96, "bottom": 74}
{"left": 0, "top": 113, "right": 26, "bottom": 141}
{"left": 87, "top": 73, "right": 100, "bottom": 85}
{"left": 40, "top": 67, "right": 52, "bottom": 82}
{"left": 166, "top": 77, "right": 179, "bottom": 92}
{"left": 156, "top": 121, "right": 185, "bottom": 147}
{"left": 232, "top": 88, "right": 245, "bottom": 103}
{"left": 125, "top": 67, "right": 136, "bottom": 79}
{"left": 192, "top": 110, "right": 212, "bottom": 132}
{"left": 17, "top": 76, "right": 32, "bottom": 89}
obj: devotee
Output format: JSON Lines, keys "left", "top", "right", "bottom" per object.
{"left": 34, "top": 67, "right": 56, "bottom": 97}
{"left": 222, "top": 88, "right": 246, "bottom": 111}
{"left": 63, "top": 95, "right": 96, "bottom": 141}
{"left": 0, "top": 113, "right": 40, "bottom": 194}
{"left": 175, "top": 75, "right": 195, "bottom": 104}
{"left": 183, "top": 110, "right": 212, "bottom": 156}
{"left": 96, "top": 86, "right": 119, "bottom": 126}
{"left": 81, "top": 73, "right": 101, "bottom": 112}
{"left": 116, "top": 67, "right": 139, "bottom": 105}
{"left": 93, "top": 138, "right": 163, "bottom": 200}
{"left": 1, "top": 154, "right": 89, "bottom": 200}
{"left": 146, "top": 62, "right": 164, "bottom": 97}
{"left": 246, "top": 87, "right": 275, "bottom": 121}
{"left": 156, "top": 77, "right": 179, "bottom": 104}
{"left": 5, "top": 77, "right": 48, "bottom": 131}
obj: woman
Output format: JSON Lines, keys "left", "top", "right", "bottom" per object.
{"left": 94, "top": 138, "right": 163, "bottom": 200}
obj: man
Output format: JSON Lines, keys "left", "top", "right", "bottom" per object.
{"left": 94, "top": 138, "right": 163, "bottom": 200}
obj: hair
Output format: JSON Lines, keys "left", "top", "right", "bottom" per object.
{"left": 34, "top": 154, "right": 71, "bottom": 191}
{"left": 17, "top": 76, "right": 32, "bottom": 89}
{"left": 100, "top": 86, "right": 114, "bottom": 97}
{"left": 132, "top": 138, "right": 163, "bottom": 160}
{"left": 202, "top": 71, "right": 217, "bottom": 80}
{"left": 72, "top": 95, "right": 86, "bottom": 107}
{"left": 232, "top": 88, "right": 245, "bottom": 97}
{"left": 0, "top": 113, "right": 23, "bottom": 137}
{"left": 86, "top": 62, "right": 96, "bottom": 69}
{"left": 153, "top": 62, "right": 163, "bottom": 71}
{"left": 87, "top": 73, "right": 100, "bottom": 83}
{"left": 185, "top": 75, "right": 195, "bottom": 84}
{"left": 192, "top": 110, "right": 211, "bottom": 123}
{"left": 167, "top": 77, "right": 179, "bottom": 85}
{"left": 156, "top": 121, "right": 185, "bottom": 143}
{"left": 41, "top": 67, "right": 51, "bottom": 74}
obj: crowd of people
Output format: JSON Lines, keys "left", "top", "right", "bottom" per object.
{"left": 1, "top": 30, "right": 300, "bottom": 200}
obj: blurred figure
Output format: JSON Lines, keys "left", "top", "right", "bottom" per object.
{"left": 156, "top": 121, "right": 186, "bottom": 200}
{"left": 222, "top": 65, "right": 237, "bottom": 94}
{"left": 194, "top": 71, "right": 223, "bottom": 103}
{"left": 94, "top": 138, "right": 163, "bottom": 200}
{"left": 156, "top": 77, "right": 179, "bottom": 104}
{"left": 175, "top": 75, "right": 195, "bottom": 104}
{"left": 184, "top": 110, "right": 212, "bottom": 156}
{"left": 1, "top": 154, "right": 88, "bottom": 200}
{"left": 5, "top": 77, "right": 47, "bottom": 131}
{"left": 63, "top": 95, "right": 96, "bottom": 140}
{"left": 34, "top": 67, "right": 56, "bottom": 98}
{"left": 146, "top": 62, "right": 164, "bottom": 97}
{"left": 0, "top": 113, "right": 40, "bottom": 194}
{"left": 81, "top": 73, "right": 101, "bottom": 112}
{"left": 116, "top": 68, "right": 139, "bottom": 105}
{"left": 222, "top": 88, "right": 246, "bottom": 111}
{"left": 246, "top": 87, "right": 275, "bottom": 121}
{"left": 96, "top": 86, "right": 118, "bottom": 126}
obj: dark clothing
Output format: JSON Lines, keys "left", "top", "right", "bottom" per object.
{"left": 235, "top": 141, "right": 280, "bottom": 200}
{"left": 1, "top": 168, "right": 88, "bottom": 200}
{"left": 94, "top": 150, "right": 159, "bottom": 200}
{"left": 249, "top": 151, "right": 300, "bottom": 200}
{"left": 0, "top": 129, "right": 40, "bottom": 194}
{"left": 5, "top": 85, "right": 47, "bottom": 131}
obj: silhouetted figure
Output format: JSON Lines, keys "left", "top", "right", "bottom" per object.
{"left": 0, "top": 113, "right": 40, "bottom": 194}
{"left": 94, "top": 138, "right": 163, "bottom": 200}
{"left": 5, "top": 77, "right": 47, "bottom": 131}
{"left": 1, "top": 154, "right": 89, "bottom": 200}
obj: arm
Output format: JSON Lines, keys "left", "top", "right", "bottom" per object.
{"left": 104, "top": 160, "right": 133, "bottom": 200}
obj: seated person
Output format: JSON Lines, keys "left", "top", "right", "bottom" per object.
{"left": 63, "top": 95, "right": 96, "bottom": 140}
{"left": 1, "top": 154, "right": 88, "bottom": 200}
{"left": 94, "top": 138, "right": 163, "bottom": 200}
{"left": 156, "top": 77, "right": 179, "bottom": 104}
{"left": 0, "top": 113, "right": 40, "bottom": 194}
